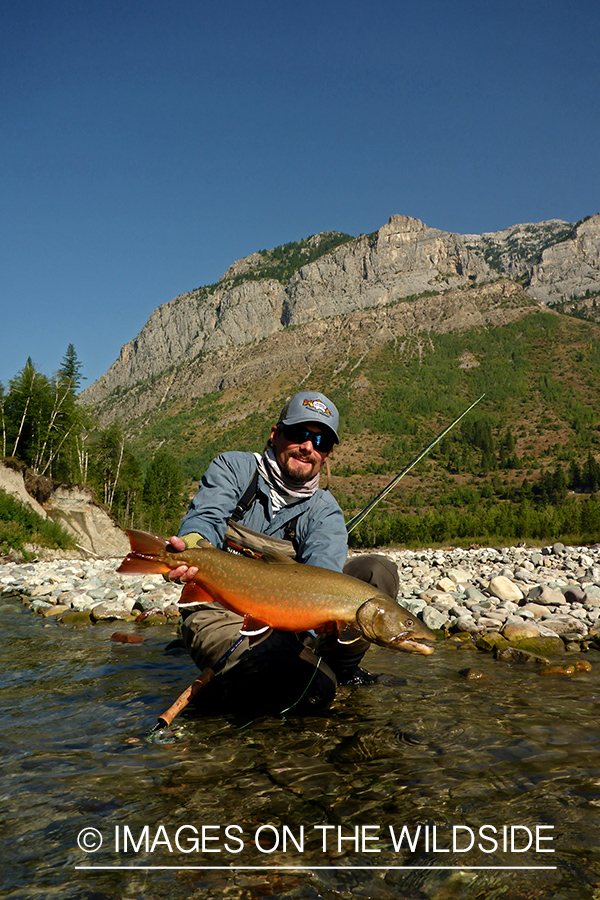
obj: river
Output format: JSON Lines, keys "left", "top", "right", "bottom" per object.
{"left": 1, "top": 595, "right": 600, "bottom": 900}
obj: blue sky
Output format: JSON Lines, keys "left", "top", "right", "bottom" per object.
{"left": 1, "top": 0, "right": 599, "bottom": 389}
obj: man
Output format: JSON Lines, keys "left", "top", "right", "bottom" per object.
{"left": 167, "top": 390, "right": 399, "bottom": 721}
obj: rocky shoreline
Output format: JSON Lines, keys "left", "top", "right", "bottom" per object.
{"left": 2, "top": 542, "right": 600, "bottom": 663}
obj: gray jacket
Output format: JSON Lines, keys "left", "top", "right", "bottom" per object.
{"left": 178, "top": 451, "right": 348, "bottom": 572}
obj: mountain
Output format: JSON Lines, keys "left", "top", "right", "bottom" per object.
{"left": 78, "top": 213, "right": 600, "bottom": 534}
{"left": 81, "top": 213, "right": 600, "bottom": 419}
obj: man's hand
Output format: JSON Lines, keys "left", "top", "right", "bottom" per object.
{"left": 166, "top": 535, "right": 199, "bottom": 583}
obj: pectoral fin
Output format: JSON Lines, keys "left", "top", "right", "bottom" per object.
{"left": 240, "top": 614, "right": 271, "bottom": 636}
{"left": 336, "top": 623, "right": 364, "bottom": 645}
{"left": 179, "top": 582, "right": 216, "bottom": 605}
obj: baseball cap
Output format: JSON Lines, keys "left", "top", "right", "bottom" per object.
{"left": 277, "top": 391, "right": 340, "bottom": 443}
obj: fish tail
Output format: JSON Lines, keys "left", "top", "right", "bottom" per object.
{"left": 117, "top": 530, "right": 171, "bottom": 575}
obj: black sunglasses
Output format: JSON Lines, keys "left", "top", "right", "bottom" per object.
{"left": 279, "top": 424, "right": 335, "bottom": 452}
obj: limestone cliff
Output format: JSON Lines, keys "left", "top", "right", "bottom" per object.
{"left": 80, "top": 213, "right": 600, "bottom": 412}
{"left": 527, "top": 215, "right": 600, "bottom": 304}
{"left": 86, "top": 279, "right": 537, "bottom": 430}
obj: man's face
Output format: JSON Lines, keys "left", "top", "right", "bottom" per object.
{"left": 270, "top": 422, "right": 333, "bottom": 483}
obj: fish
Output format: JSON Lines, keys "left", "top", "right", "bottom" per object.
{"left": 117, "top": 530, "right": 436, "bottom": 655}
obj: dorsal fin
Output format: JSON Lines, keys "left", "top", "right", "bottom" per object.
{"left": 259, "top": 546, "right": 297, "bottom": 565}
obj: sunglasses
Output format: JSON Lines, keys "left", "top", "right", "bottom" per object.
{"left": 279, "top": 424, "right": 335, "bottom": 452}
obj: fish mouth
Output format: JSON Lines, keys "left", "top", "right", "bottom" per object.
{"left": 390, "top": 637, "right": 435, "bottom": 655}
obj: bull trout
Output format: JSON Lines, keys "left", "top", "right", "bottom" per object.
{"left": 118, "top": 530, "right": 435, "bottom": 655}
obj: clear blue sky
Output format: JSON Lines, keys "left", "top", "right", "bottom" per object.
{"left": 1, "top": 0, "right": 598, "bottom": 389}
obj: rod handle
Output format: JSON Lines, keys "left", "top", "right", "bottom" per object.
{"left": 155, "top": 666, "right": 215, "bottom": 729}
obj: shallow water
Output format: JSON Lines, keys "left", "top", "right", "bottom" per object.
{"left": 2, "top": 597, "right": 600, "bottom": 900}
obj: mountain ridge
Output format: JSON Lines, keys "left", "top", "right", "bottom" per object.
{"left": 81, "top": 212, "right": 600, "bottom": 416}
{"left": 79, "top": 212, "right": 600, "bottom": 482}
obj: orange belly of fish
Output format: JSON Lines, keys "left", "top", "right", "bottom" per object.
{"left": 182, "top": 576, "right": 343, "bottom": 632}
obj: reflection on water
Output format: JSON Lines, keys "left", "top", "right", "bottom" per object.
{"left": 2, "top": 596, "right": 600, "bottom": 900}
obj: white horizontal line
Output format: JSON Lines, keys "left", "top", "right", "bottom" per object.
{"left": 75, "top": 865, "right": 558, "bottom": 871}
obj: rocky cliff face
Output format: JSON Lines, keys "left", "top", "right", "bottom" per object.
{"left": 527, "top": 215, "right": 600, "bottom": 304}
{"left": 0, "top": 462, "right": 129, "bottom": 558}
{"left": 80, "top": 213, "right": 600, "bottom": 409}
{"left": 86, "top": 279, "right": 537, "bottom": 430}
{"left": 282, "top": 216, "right": 493, "bottom": 326}
{"left": 463, "top": 219, "right": 574, "bottom": 280}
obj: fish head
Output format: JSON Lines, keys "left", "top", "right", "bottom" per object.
{"left": 355, "top": 595, "right": 436, "bottom": 655}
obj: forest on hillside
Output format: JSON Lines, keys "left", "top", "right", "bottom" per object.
{"left": 0, "top": 346, "right": 184, "bottom": 553}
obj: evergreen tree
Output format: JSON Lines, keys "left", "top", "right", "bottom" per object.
{"left": 142, "top": 450, "right": 185, "bottom": 534}
{"left": 582, "top": 452, "right": 600, "bottom": 493}
{"left": 5, "top": 359, "right": 49, "bottom": 462}
{"left": 551, "top": 465, "right": 568, "bottom": 504}
{"left": 2, "top": 355, "right": 91, "bottom": 479}
{"left": 569, "top": 459, "right": 582, "bottom": 491}
{"left": 57, "top": 344, "right": 85, "bottom": 391}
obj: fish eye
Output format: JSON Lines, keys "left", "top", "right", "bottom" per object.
{"left": 406, "top": 618, "right": 414, "bottom": 626}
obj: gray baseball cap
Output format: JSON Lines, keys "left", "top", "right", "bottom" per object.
{"left": 277, "top": 391, "right": 340, "bottom": 443}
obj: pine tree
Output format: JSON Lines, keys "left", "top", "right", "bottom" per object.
{"left": 5, "top": 359, "right": 49, "bottom": 462}
{"left": 57, "top": 344, "right": 85, "bottom": 391}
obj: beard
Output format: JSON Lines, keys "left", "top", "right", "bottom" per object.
{"left": 278, "top": 448, "right": 323, "bottom": 483}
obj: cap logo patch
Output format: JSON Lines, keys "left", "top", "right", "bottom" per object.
{"left": 303, "top": 398, "right": 332, "bottom": 418}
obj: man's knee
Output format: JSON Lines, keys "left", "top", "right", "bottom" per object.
{"left": 343, "top": 553, "right": 399, "bottom": 598}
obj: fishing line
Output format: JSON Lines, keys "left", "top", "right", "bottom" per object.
{"left": 278, "top": 656, "right": 323, "bottom": 721}
{"left": 345, "top": 394, "right": 485, "bottom": 534}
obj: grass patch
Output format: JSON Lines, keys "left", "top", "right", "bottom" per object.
{"left": 0, "top": 489, "right": 75, "bottom": 557}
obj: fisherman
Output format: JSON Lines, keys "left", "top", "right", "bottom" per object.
{"left": 166, "top": 390, "right": 400, "bottom": 721}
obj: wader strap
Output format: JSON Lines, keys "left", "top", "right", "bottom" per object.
{"left": 230, "top": 469, "right": 260, "bottom": 522}
{"left": 283, "top": 517, "right": 298, "bottom": 545}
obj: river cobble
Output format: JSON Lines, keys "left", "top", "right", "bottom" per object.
{"left": 2, "top": 542, "right": 600, "bottom": 649}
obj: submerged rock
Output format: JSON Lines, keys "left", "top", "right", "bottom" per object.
{"left": 110, "top": 631, "right": 145, "bottom": 644}
{"left": 57, "top": 610, "right": 93, "bottom": 626}
{"left": 539, "top": 665, "right": 576, "bottom": 677}
{"left": 459, "top": 668, "right": 488, "bottom": 681}
{"left": 495, "top": 646, "right": 550, "bottom": 665}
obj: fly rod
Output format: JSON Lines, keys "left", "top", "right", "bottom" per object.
{"left": 150, "top": 634, "right": 245, "bottom": 734}
{"left": 345, "top": 394, "right": 485, "bottom": 534}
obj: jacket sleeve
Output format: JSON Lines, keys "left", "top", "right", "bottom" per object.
{"left": 177, "top": 452, "right": 256, "bottom": 549}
